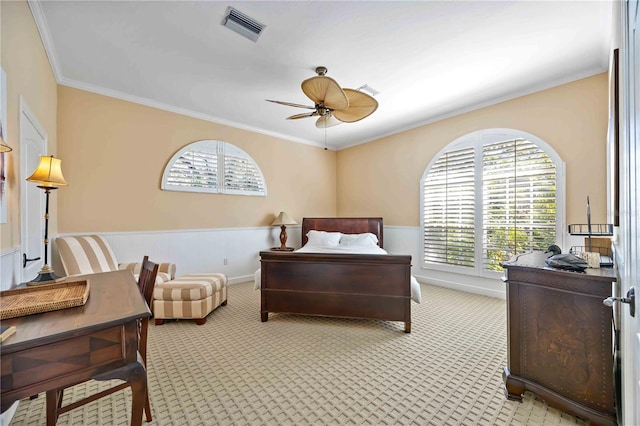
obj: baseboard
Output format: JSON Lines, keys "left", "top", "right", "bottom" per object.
{"left": 413, "top": 273, "right": 506, "bottom": 299}
{"left": 229, "top": 274, "right": 254, "bottom": 285}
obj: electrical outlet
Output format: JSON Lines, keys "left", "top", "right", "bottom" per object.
{"left": 223, "top": 258, "right": 228, "bottom": 265}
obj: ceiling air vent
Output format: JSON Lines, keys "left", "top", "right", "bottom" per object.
{"left": 357, "top": 84, "right": 380, "bottom": 97}
{"left": 222, "top": 7, "right": 265, "bottom": 42}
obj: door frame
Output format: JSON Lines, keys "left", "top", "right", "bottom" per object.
{"left": 615, "top": 1, "right": 639, "bottom": 425}
{"left": 19, "top": 96, "right": 48, "bottom": 283}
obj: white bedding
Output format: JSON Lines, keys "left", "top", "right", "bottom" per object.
{"left": 255, "top": 244, "right": 422, "bottom": 303}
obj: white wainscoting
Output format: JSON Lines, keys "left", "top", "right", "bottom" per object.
{"left": 52, "top": 226, "right": 303, "bottom": 284}
{"left": 0, "top": 247, "right": 23, "bottom": 291}
{"left": 7, "top": 225, "right": 509, "bottom": 298}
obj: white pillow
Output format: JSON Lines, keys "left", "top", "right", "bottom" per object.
{"left": 306, "top": 230, "right": 342, "bottom": 247}
{"left": 339, "top": 233, "right": 379, "bottom": 247}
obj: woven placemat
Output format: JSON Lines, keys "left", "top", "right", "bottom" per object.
{"left": 0, "top": 280, "right": 90, "bottom": 320}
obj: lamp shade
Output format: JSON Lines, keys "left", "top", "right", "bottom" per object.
{"left": 271, "top": 211, "right": 296, "bottom": 226}
{"left": 0, "top": 132, "right": 11, "bottom": 153}
{"left": 26, "top": 155, "right": 68, "bottom": 188}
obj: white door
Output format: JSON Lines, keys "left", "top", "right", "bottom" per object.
{"left": 20, "top": 100, "right": 47, "bottom": 283}
{"left": 629, "top": 1, "right": 640, "bottom": 423}
{"left": 618, "top": 0, "right": 640, "bottom": 424}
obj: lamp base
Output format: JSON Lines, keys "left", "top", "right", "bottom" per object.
{"left": 27, "top": 265, "right": 64, "bottom": 286}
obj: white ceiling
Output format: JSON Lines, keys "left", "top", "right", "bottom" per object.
{"left": 30, "top": 1, "right": 613, "bottom": 150}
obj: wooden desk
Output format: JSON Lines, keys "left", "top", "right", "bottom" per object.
{"left": 1, "top": 270, "right": 151, "bottom": 426}
{"left": 502, "top": 260, "right": 616, "bottom": 426}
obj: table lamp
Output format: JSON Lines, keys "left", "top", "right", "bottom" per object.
{"left": 26, "top": 155, "right": 68, "bottom": 284}
{"left": 271, "top": 211, "right": 296, "bottom": 251}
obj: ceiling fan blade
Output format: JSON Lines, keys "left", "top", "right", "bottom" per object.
{"left": 287, "top": 112, "right": 318, "bottom": 120}
{"left": 266, "top": 99, "right": 315, "bottom": 109}
{"left": 316, "top": 114, "right": 342, "bottom": 128}
{"left": 301, "top": 76, "right": 349, "bottom": 110}
{"left": 332, "top": 89, "right": 379, "bottom": 123}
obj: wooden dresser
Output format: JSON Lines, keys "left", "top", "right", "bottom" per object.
{"left": 502, "top": 258, "right": 617, "bottom": 426}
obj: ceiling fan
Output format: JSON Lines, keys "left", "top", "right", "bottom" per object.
{"left": 267, "top": 66, "right": 378, "bottom": 128}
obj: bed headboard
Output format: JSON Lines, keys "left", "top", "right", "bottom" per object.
{"left": 301, "top": 217, "right": 384, "bottom": 248}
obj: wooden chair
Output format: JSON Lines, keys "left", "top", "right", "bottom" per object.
{"left": 46, "top": 256, "right": 159, "bottom": 424}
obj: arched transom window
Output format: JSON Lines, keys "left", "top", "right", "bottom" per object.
{"left": 162, "top": 140, "right": 266, "bottom": 196}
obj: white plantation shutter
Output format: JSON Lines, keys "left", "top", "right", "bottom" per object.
{"left": 423, "top": 147, "right": 475, "bottom": 267}
{"left": 166, "top": 149, "right": 218, "bottom": 191}
{"left": 222, "top": 144, "right": 266, "bottom": 195}
{"left": 162, "top": 140, "right": 266, "bottom": 196}
{"left": 482, "top": 139, "right": 556, "bottom": 271}
{"left": 421, "top": 130, "right": 562, "bottom": 276}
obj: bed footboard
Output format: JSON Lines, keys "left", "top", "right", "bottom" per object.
{"left": 259, "top": 251, "right": 412, "bottom": 332}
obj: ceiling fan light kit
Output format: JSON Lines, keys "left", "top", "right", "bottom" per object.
{"left": 267, "top": 66, "right": 378, "bottom": 129}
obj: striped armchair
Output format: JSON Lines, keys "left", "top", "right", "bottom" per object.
{"left": 55, "top": 235, "right": 176, "bottom": 284}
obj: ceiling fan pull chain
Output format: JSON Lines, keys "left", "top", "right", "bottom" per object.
{"left": 324, "top": 125, "right": 327, "bottom": 151}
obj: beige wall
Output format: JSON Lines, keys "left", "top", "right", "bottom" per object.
{"left": 0, "top": 0, "right": 58, "bottom": 250}
{"left": 57, "top": 87, "right": 336, "bottom": 232}
{"left": 336, "top": 73, "right": 609, "bottom": 227}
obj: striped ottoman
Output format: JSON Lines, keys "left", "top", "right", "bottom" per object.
{"left": 153, "top": 273, "right": 228, "bottom": 325}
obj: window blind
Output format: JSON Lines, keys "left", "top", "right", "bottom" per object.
{"left": 482, "top": 139, "right": 556, "bottom": 271}
{"left": 166, "top": 149, "right": 218, "bottom": 189}
{"left": 423, "top": 147, "right": 476, "bottom": 267}
{"left": 223, "top": 154, "right": 266, "bottom": 194}
{"left": 421, "top": 135, "right": 558, "bottom": 275}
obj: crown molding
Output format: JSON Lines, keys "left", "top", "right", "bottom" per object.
{"left": 28, "top": 0, "right": 63, "bottom": 82}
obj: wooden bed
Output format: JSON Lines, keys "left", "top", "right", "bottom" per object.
{"left": 259, "top": 217, "right": 413, "bottom": 332}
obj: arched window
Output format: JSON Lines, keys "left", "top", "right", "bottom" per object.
{"left": 161, "top": 140, "right": 266, "bottom": 196}
{"left": 420, "top": 129, "right": 565, "bottom": 277}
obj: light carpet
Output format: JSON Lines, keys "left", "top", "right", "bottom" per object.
{"left": 10, "top": 282, "right": 586, "bottom": 425}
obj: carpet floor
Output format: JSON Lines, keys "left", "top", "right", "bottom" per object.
{"left": 10, "top": 282, "right": 586, "bottom": 425}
